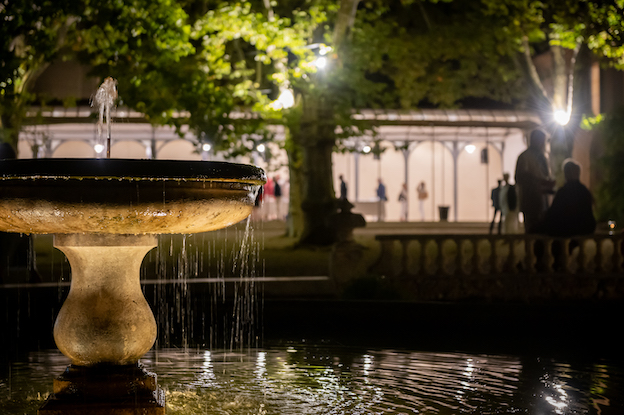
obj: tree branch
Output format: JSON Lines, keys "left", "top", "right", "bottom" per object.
{"left": 521, "top": 35, "right": 551, "bottom": 104}
{"left": 552, "top": 43, "right": 567, "bottom": 110}
{"left": 333, "top": 0, "right": 360, "bottom": 48}
{"left": 566, "top": 42, "right": 582, "bottom": 115}
{"left": 417, "top": 0, "right": 432, "bottom": 31}
{"left": 262, "top": 0, "right": 274, "bottom": 20}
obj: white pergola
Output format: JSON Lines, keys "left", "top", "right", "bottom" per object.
{"left": 20, "top": 107, "right": 541, "bottom": 221}
{"left": 343, "top": 109, "right": 541, "bottom": 220}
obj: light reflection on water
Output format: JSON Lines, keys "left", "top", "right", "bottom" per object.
{"left": 1, "top": 347, "right": 623, "bottom": 414}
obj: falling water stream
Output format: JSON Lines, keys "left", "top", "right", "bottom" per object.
{"left": 91, "top": 76, "right": 117, "bottom": 157}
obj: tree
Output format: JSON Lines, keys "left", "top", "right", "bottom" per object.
{"left": 481, "top": 0, "right": 624, "bottom": 180}
{"left": 280, "top": 0, "right": 528, "bottom": 244}
{"left": 589, "top": 107, "right": 624, "bottom": 224}
{"left": 1, "top": 0, "right": 530, "bottom": 245}
{"left": 14, "top": 1, "right": 623, "bottom": 245}
{"left": 1, "top": 0, "right": 195, "bottom": 150}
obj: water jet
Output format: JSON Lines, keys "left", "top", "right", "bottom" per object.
{"left": 0, "top": 158, "right": 265, "bottom": 413}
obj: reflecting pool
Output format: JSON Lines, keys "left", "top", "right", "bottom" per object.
{"left": 2, "top": 345, "right": 623, "bottom": 414}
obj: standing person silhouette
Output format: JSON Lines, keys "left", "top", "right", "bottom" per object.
{"left": 398, "top": 183, "right": 408, "bottom": 221}
{"left": 499, "top": 173, "right": 519, "bottom": 234}
{"left": 515, "top": 129, "right": 555, "bottom": 234}
{"left": 339, "top": 174, "right": 348, "bottom": 201}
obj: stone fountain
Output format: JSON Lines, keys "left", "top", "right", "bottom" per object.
{"left": 0, "top": 157, "right": 265, "bottom": 414}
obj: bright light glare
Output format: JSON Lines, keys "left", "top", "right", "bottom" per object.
{"left": 319, "top": 45, "right": 332, "bottom": 56}
{"left": 465, "top": 144, "right": 476, "bottom": 154}
{"left": 202, "top": 143, "right": 211, "bottom": 152}
{"left": 278, "top": 89, "right": 295, "bottom": 108}
{"left": 554, "top": 109, "right": 570, "bottom": 126}
{"left": 94, "top": 144, "right": 105, "bottom": 153}
{"left": 362, "top": 145, "right": 371, "bottom": 154}
{"left": 314, "top": 56, "right": 328, "bottom": 69}
{"left": 270, "top": 89, "right": 295, "bottom": 110}
{"left": 257, "top": 144, "right": 266, "bottom": 153}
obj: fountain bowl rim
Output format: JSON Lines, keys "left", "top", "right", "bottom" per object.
{"left": 0, "top": 158, "right": 266, "bottom": 184}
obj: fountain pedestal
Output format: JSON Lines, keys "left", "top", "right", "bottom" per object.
{"left": 39, "top": 234, "right": 164, "bottom": 414}
{"left": 39, "top": 364, "right": 164, "bottom": 415}
{"left": 52, "top": 234, "right": 157, "bottom": 366}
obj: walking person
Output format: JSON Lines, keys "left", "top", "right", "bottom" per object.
{"left": 376, "top": 178, "right": 387, "bottom": 222}
{"left": 398, "top": 183, "right": 408, "bottom": 221}
{"left": 416, "top": 181, "right": 428, "bottom": 221}
{"left": 273, "top": 175, "right": 283, "bottom": 220}
{"left": 489, "top": 179, "right": 503, "bottom": 234}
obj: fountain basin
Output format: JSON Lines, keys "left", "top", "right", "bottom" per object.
{"left": 0, "top": 158, "right": 265, "bottom": 234}
{"left": 0, "top": 157, "right": 266, "bottom": 413}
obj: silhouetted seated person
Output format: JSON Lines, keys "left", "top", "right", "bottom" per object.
{"left": 540, "top": 159, "right": 596, "bottom": 237}
{"left": 536, "top": 159, "right": 596, "bottom": 270}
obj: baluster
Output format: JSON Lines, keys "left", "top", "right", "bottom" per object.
{"left": 611, "top": 238, "right": 624, "bottom": 272}
{"left": 578, "top": 239, "right": 588, "bottom": 273}
{"left": 506, "top": 237, "right": 518, "bottom": 274}
{"left": 452, "top": 239, "right": 460, "bottom": 275}
{"left": 489, "top": 236, "right": 497, "bottom": 275}
{"left": 459, "top": 239, "right": 470, "bottom": 276}
{"left": 373, "top": 239, "right": 395, "bottom": 277}
{"left": 418, "top": 239, "right": 427, "bottom": 276}
{"left": 438, "top": 238, "right": 446, "bottom": 275}
{"left": 561, "top": 239, "right": 571, "bottom": 273}
{"left": 542, "top": 238, "right": 554, "bottom": 273}
{"left": 400, "top": 239, "right": 410, "bottom": 276}
{"left": 526, "top": 238, "right": 536, "bottom": 273}
{"left": 472, "top": 237, "right": 481, "bottom": 275}
{"left": 595, "top": 237, "right": 604, "bottom": 273}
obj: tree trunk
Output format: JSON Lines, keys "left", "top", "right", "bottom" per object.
{"left": 286, "top": 93, "right": 338, "bottom": 245}
{"left": 0, "top": 102, "right": 26, "bottom": 152}
{"left": 284, "top": 0, "right": 360, "bottom": 245}
{"left": 285, "top": 128, "right": 305, "bottom": 239}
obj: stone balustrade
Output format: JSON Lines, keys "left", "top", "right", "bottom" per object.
{"left": 368, "top": 233, "right": 624, "bottom": 301}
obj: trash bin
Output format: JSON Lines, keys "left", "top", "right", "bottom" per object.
{"left": 438, "top": 205, "right": 450, "bottom": 222}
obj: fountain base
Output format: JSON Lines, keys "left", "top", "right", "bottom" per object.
{"left": 38, "top": 363, "right": 165, "bottom": 415}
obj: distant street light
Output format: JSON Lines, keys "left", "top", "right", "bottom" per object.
{"left": 257, "top": 144, "right": 266, "bottom": 153}
{"left": 202, "top": 143, "right": 211, "bottom": 152}
{"left": 313, "top": 56, "right": 328, "bottom": 69}
{"left": 94, "top": 144, "right": 105, "bottom": 154}
{"left": 465, "top": 144, "right": 476, "bottom": 154}
{"left": 362, "top": 145, "right": 371, "bottom": 154}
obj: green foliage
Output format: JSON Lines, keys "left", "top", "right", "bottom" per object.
{"left": 481, "top": 0, "right": 624, "bottom": 64}
{"left": 346, "top": 1, "right": 525, "bottom": 109}
{"left": 580, "top": 113, "right": 604, "bottom": 131}
{"left": 594, "top": 108, "right": 624, "bottom": 223}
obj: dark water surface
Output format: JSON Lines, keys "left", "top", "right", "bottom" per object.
{"left": 1, "top": 345, "right": 623, "bottom": 415}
